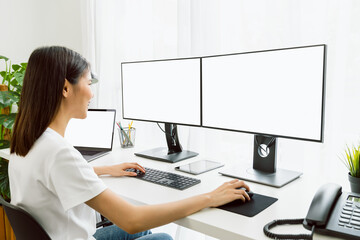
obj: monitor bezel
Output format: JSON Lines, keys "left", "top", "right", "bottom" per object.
{"left": 201, "top": 44, "right": 327, "bottom": 143}
{"left": 121, "top": 56, "right": 202, "bottom": 128}
{"left": 121, "top": 44, "right": 327, "bottom": 143}
{"left": 69, "top": 108, "right": 117, "bottom": 151}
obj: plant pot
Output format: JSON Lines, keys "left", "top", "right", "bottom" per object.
{"left": 0, "top": 84, "right": 11, "bottom": 141}
{"left": 348, "top": 172, "right": 360, "bottom": 193}
{"left": 0, "top": 205, "right": 15, "bottom": 240}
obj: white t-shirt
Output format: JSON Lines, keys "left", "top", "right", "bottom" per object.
{"left": 9, "top": 128, "right": 107, "bottom": 240}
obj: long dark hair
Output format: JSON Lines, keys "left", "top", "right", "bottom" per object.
{"left": 10, "top": 46, "right": 89, "bottom": 156}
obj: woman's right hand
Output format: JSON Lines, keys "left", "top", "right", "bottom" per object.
{"left": 206, "top": 179, "right": 251, "bottom": 207}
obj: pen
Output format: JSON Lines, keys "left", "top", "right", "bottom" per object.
{"left": 116, "top": 122, "right": 125, "bottom": 143}
{"left": 119, "top": 121, "right": 133, "bottom": 146}
{"left": 128, "top": 121, "right": 133, "bottom": 141}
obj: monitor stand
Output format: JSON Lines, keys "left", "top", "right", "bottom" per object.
{"left": 219, "top": 135, "right": 302, "bottom": 188}
{"left": 135, "top": 123, "right": 198, "bottom": 163}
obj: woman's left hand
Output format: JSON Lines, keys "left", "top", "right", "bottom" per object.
{"left": 109, "top": 162, "right": 146, "bottom": 177}
{"left": 94, "top": 162, "right": 145, "bottom": 177}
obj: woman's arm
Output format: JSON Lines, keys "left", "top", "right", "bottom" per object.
{"left": 86, "top": 179, "right": 250, "bottom": 234}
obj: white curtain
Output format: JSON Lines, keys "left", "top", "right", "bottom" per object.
{"left": 81, "top": 0, "right": 184, "bottom": 150}
{"left": 82, "top": 0, "right": 360, "bottom": 191}
{"left": 183, "top": 0, "right": 360, "bottom": 176}
{"left": 81, "top": 0, "right": 360, "bottom": 237}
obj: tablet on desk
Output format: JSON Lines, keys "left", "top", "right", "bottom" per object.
{"left": 175, "top": 160, "right": 224, "bottom": 175}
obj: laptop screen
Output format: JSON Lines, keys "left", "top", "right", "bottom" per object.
{"left": 64, "top": 109, "right": 116, "bottom": 150}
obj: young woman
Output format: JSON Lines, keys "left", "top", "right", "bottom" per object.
{"left": 9, "top": 46, "right": 251, "bottom": 240}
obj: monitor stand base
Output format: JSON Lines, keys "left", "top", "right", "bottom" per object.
{"left": 219, "top": 166, "right": 302, "bottom": 188}
{"left": 135, "top": 147, "right": 198, "bottom": 163}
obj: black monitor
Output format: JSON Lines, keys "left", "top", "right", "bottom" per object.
{"left": 202, "top": 45, "right": 326, "bottom": 187}
{"left": 121, "top": 58, "right": 201, "bottom": 163}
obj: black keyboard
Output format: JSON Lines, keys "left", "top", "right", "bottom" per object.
{"left": 126, "top": 167, "right": 201, "bottom": 190}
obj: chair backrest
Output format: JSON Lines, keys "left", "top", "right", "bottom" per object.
{"left": 0, "top": 195, "right": 51, "bottom": 240}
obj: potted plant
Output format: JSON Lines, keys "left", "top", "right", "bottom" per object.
{"left": 0, "top": 55, "right": 26, "bottom": 240}
{"left": 340, "top": 144, "right": 360, "bottom": 193}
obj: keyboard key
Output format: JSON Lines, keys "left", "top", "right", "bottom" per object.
{"left": 350, "top": 221, "right": 360, "bottom": 227}
{"left": 343, "top": 206, "right": 353, "bottom": 211}
{"left": 342, "top": 211, "right": 352, "bottom": 216}
{"left": 339, "top": 218, "right": 350, "bottom": 224}
{"left": 353, "top": 212, "right": 360, "bottom": 218}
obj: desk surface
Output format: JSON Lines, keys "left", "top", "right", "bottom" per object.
{"left": 0, "top": 145, "right": 349, "bottom": 240}
{"left": 90, "top": 146, "right": 349, "bottom": 240}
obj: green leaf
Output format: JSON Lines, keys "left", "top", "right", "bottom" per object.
{"left": 340, "top": 144, "right": 360, "bottom": 177}
{"left": 9, "top": 88, "right": 21, "bottom": 97}
{"left": 8, "top": 90, "right": 20, "bottom": 99}
{"left": 10, "top": 79, "right": 18, "bottom": 87}
{"left": 20, "top": 62, "right": 27, "bottom": 68}
{"left": 14, "top": 71, "right": 24, "bottom": 85}
{"left": 0, "top": 56, "right": 9, "bottom": 61}
{"left": 0, "top": 71, "right": 7, "bottom": 79}
{"left": 0, "top": 91, "right": 17, "bottom": 108}
{"left": 12, "top": 85, "right": 22, "bottom": 94}
{"left": 12, "top": 64, "right": 21, "bottom": 71}
{"left": 0, "top": 113, "right": 16, "bottom": 121}
{"left": 0, "top": 113, "right": 16, "bottom": 129}
{"left": 10, "top": 81, "right": 23, "bottom": 94}
{"left": 0, "top": 140, "right": 10, "bottom": 149}
{"left": 0, "top": 158, "right": 10, "bottom": 201}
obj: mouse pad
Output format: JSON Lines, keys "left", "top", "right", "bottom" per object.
{"left": 217, "top": 193, "right": 278, "bottom": 217}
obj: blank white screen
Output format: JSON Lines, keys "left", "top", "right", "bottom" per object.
{"left": 122, "top": 58, "right": 201, "bottom": 125}
{"left": 202, "top": 46, "right": 325, "bottom": 141}
{"left": 65, "top": 111, "right": 115, "bottom": 148}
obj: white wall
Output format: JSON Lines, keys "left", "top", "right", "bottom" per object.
{"left": 0, "top": 0, "right": 83, "bottom": 63}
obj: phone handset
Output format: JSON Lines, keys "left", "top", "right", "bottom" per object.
{"left": 263, "top": 183, "right": 343, "bottom": 240}
{"left": 303, "top": 183, "right": 342, "bottom": 227}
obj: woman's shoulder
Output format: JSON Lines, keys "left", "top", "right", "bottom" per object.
{"left": 30, "top": 128, "right": 79, "bottom": 159}
{"left": 38, "top": 128, "right": 71, "bottom": 147}
{"left": 10, "top": 128, "right": 83, "bottom": 170}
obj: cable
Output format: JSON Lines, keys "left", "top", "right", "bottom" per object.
{"left": 263, "top": 218, "right": 315, "bottom": 240}
{"left": 156, "top": 123, "right": 176, "bottom": 141}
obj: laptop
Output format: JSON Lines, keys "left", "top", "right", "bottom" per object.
{"left": 65, "top": 109, "right": 116, "bottom": 162}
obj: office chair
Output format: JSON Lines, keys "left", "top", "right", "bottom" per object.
{"left": 0, "top": 195, "right": 51, "bottom": 240}
{"left": 0, "top": 195, "right": 112, "bottom": 240}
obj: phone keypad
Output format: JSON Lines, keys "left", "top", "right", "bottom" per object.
{"left": 338, "top": 200, "right": 360, "bottom": 230}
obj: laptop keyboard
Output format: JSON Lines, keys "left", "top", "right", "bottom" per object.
{"left": 80, "top": 150, "right": 102, "bottom": 156}
{"left": 126, "top": 167, "right": 201, "bottom": 190}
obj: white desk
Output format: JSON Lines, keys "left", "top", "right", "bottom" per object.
{"left": 88, "top": 145, "right": 349, "bottom": 240}
{"left": 0, "top": 146, "right": 349, "bottom": 240}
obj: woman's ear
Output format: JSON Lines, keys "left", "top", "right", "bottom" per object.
{"left": 63, "top": 79, "right": 70, "bottom": 98}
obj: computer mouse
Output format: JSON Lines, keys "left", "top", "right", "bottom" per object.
{"left": 237, "top": 187, "right": 254, "bottom": 198}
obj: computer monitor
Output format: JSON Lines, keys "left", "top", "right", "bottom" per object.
{"left": 202, "top": 44, "right": 326, "bottom": 187}
{"left": 121, "top": 58, "right": 201, "bottom": 163}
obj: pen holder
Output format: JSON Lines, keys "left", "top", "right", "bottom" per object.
{"left": 118, "top": 127, "right": 136, "bottom": 148}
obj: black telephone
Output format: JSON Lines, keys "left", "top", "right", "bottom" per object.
{"left": 264, "top": 183, "right": 360, "bottom": 240}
